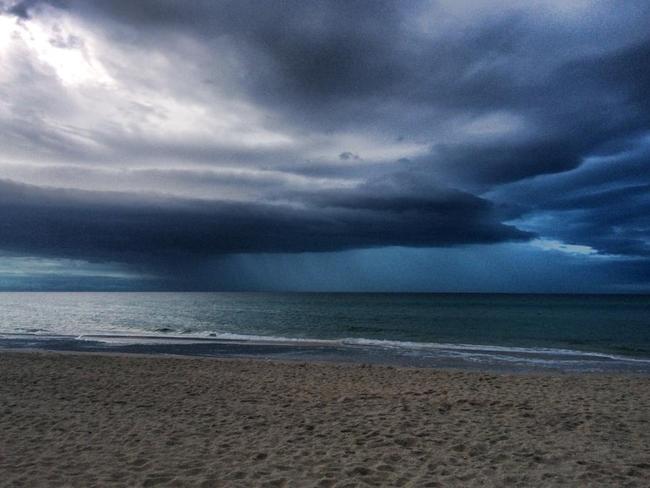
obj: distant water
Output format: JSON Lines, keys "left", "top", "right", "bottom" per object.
{"left": 1, "top": 292, "right": 649, "bottom": 372}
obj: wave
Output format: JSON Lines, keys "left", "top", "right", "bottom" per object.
{"left": 4, "top": 327, "right": 649, "bottom": 365}
{"left": 339, "top": 338, "right": 650, "bottom": 363}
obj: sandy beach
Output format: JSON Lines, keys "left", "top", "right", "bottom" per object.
{"left": 1, "top": 351, "right": 649, "bottom": 487}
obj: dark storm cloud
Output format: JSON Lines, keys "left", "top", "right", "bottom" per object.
{"left": 6, "top": 0, "right": 650, "bottom": 167}
{"left": 0, "top": 178, "right": 529, "bottom": 266}
{"left": 415, "top": 38, "right": 650, "bottom": 186}
{"left": 1, "top": 0, "right": 650, "bottom": 289}
{"left": 36, "top": 0, "right": 649, "bottom": 183}
{"left": 491, "top": 140, "right": 650, "bottom": 259}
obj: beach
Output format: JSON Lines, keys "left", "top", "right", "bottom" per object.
{"left": 1, "top": 351, "right": 649, "bottom": 487}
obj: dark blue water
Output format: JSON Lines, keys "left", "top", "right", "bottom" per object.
{"left": 1, "top": 292, "right": 649, "bottom": 372}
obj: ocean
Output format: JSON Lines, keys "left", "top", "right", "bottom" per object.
{"left": 1, "top": 292, "right": 649, "bottom": 373}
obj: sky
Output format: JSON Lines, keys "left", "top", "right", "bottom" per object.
{"left": 0, "top": 0, "right": 649, "bottom": 292}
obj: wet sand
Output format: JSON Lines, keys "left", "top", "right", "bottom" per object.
{"left": 1, "top": 351, "right": 649, "bottom": 487}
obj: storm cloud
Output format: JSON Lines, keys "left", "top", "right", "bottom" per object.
{"left": 0, "top": 0, "right": 649, "bottom": 290}
{"left": 0, "top": 178, "right": 529, "bottom": 265}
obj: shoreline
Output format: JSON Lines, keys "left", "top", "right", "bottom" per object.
{"left": 2, "top": 350, "right": 649, "bottom": 487}
{"left": 2, "top": 331, "right": 650, "bottom": 374}
{"left": 3, "top": 347, "right": 650, "bottom": 378}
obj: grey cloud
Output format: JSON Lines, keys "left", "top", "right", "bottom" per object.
{"left": 53, "top": 0, "right": 650, "bottom": 184}
{"left": 5, "top": 0, "right": 650, "bottom": 181}
{"left": 4, "top": 0, "right": 38, "bottom": 18}
{"left": 0, "top": 179, "right": 531, "bottom": 268}
{"left": 0, "top": 163, "right": 355, "bottom": 200}
{"left": 1, "top": 0, "right": 650, "bottom": 288}
{"left": 339, "top": 152, "right": 360, "bottom": 161}
{"left": 491, "top": 140, "right": 650, "bottom": 259}
{"left": 2, "top": 0, "right": 64, "bottom": 18}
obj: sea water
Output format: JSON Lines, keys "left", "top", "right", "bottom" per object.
{"left": 1, "top": 292, "right": 649, "bottom": 372}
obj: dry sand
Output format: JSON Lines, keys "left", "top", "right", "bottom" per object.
{"left": 1, "top": 351, "right": 649, "bottom": 487}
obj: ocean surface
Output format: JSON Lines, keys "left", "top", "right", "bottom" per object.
{"left": 1, "top": 292, "right": 649, "bottom": 373}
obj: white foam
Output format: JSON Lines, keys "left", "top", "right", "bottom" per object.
{"left": 2, "top": 327, "right": 649, "bottom": 365}
{"left": 340, "top": 338, "right": 650, "bottom": 363}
